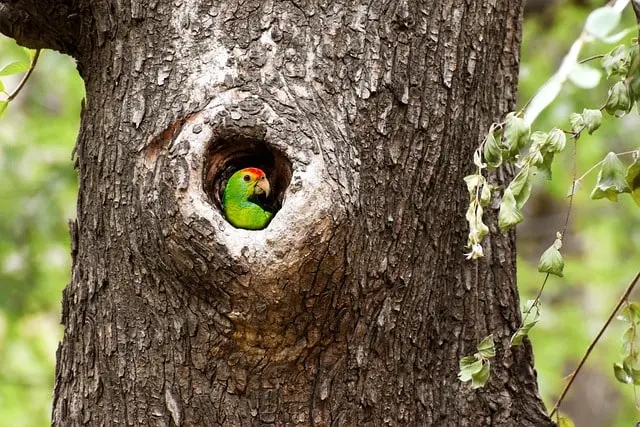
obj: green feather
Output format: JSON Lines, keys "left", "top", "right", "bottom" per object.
{"left": 223, "top": 169, "right": 273, "bottom": 230}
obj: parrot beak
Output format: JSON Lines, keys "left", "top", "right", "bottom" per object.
{"left": 254, "top": 176, "right": 271, "bottom": 197}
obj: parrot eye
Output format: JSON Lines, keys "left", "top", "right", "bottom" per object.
{"left": 243, "top": 174, "right": 251, "bottom": 182}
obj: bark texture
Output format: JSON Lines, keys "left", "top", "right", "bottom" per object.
{"left": 1, "top": 0, "right": 553, "bottom": 425}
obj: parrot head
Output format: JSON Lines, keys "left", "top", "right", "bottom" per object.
{"left": 222, "top": 167, "right": 274, "bottom": 230}
{"left": 231, "top": 167, "right": 271, "bottom": 199}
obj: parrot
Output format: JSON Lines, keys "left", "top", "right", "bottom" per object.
{"left": 222, "top": 167, "right": 274, "bottom": 230}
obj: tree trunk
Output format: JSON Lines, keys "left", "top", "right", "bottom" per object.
{"left": 1, "top": 0, "right": 553, "bottom": 425}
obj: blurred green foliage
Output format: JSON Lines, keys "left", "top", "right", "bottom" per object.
{"left": 1, "top": 2, "right": 640, "bottom": 425}
{"left": 519, "top": 2, "right": 640, "bottom": 425}
{"left": 0, "top": 37, "right": 83, "bottom": 425}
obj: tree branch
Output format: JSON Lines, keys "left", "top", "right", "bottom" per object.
{"left": 549, "top": 270, "right": 640, "bottom": 418}
{"left": 0, "top": 1, "right": 82, "bottom": 56}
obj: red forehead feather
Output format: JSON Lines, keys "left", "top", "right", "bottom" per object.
{"left": 240, "top": 167, "right": 265, "bottom": 177}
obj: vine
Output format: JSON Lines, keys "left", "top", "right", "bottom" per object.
{"left": 459, "top": 0, "right": 640, "bottom": 423}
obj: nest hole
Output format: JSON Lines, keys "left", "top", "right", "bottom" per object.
{"left": 204, "top": 129, "right": 293, "bottom": 225}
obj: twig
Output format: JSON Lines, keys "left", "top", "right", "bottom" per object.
{"left": 524, "top": 274, "right": 550, "bottom": 320}
{"left": 5, "top": 49, "right": 41, "bottom": 102}
{"left": 475, "top": 258, "right": 479, "bottom": 338}
{"left": 549, "top": 270, "right": 640, "bottom": 418}
{"left": 577, "top": 54, "right": 605, "bottom": 64}
{"left": 562, "top": 140, "right": 578, "bottom": 237}
{"left": 522, "top": 141, "right": 577, "bottom": 321}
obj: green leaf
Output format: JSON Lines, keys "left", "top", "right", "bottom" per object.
{"left": 465, "top": 205, "right": 477, "bottom": 245}
{"left": 625, "top": 154, "right": 640, "bottom": 206}
{"left": 569, "top": 113, "right": 584, "bottom": 134}
{"left": 476, "top": 334, "right": 495, "bottom": 359}
{"left": 464, "top": 174, "right": 485, "bottom": 196}
{"left": 537, "top": 239, "right": 564, "bottom": 277}
{"left": 515, "top": 177, "right": 532, "bottom": 209}
{"left": 511, "top": 301, "right": 541, "bottom": 346}
{"left": 0, "top": 79, "right": 5, "bottom": 94}
{"left": 585, "top": 7, "right": 621, "bottom": 40}
{"left": 605, "top": 81, "right": 632, "bottom": 117}
{"left": 526, "top": 132, "right": 547, "bottom": 166}
{"left": 557, "top": 414, "right": 576, "bottom": 427}
{"left": 631, "top": 366, "right": 640, "bottom": 385}
{"left": 527, "top": 149, "right": 544, "bottom": 167}
{"left": 0, "top": 100, "right": 7, "bottom": 120}
{"left": 622, "top": 356, "right": 640, "bottom": 385}
{"left": 613, "top": 349, "right": 640, "bottom": 386}
{"left": 535, "top": 152, "right": 554, "bottom": 180}
{"left": 503, "top": 112, "right": 530, "bottom": 154}
{"left": 466, "top": 202, "right": 488, "bottom": 254}
{"left": 458, "top": 355, "right": 483, "bottom": 382}
{"left": 545, "top": 128, "right": 566, "bottom": 153}
{"left": 582, "top": 109, "right": 602, "bottom": 134}
{"left": 469, "top": 205, "right": 489, "bottom": 243}
{"left": 507, "top": 168, "right": 533, "bottom": 209}
{"left": 507, "top": 169, "right": 528, "bottom": 197}
{"left": 511, "top": 325, "right": 532, "bottom": 346}
{"left": 614, "top": 362, "right": 632, "bottom": 384}
{"left": 590, "top": 152, "right": 631, "bottom": 202}
{"left": 0, "top": 61, "right": 30, "bottom": 76}
{"left": 471, "top": 360, "right": 490, "bottom": 389}
{"left": 601, "top": 45, "right": 630, "bottom": 78}
{"left": 479, "top": 183, "right": 492, "bottom": 207}
{"left": 498, "top": 188, "right": 524, "bottom": 231}
{"left": 568, "top": 63, "right": 601, "bottom": 89}
{"left": 529, "top": 131, "right": 548, "bottom": 151}
{"left": 619, "top": 302, "right": 640, "bottom": 324}
{"left": 621, "top": 326, "right": 637, "bottom": 354}
{"left": 483, "top": 128, "right": 503, "bottom": 168}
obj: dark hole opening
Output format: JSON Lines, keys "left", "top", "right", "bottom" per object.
{"left": 203, "top": 128, "right": 292, "bottom": 228}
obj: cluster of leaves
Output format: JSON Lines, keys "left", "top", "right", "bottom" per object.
{"left": 590, "top": 150, "right": 640, "bottom": 203}
{"left": 460, "top": 4, "right": 640, "bottom": 415}
{"left": 458, "top": 300, "right": 541, "bottom": 388}
{"left": 465, "top": 42, "right": 640, "bottom": 312}
{"left": 457, "top": 335, "right": 495, "bottom": 389}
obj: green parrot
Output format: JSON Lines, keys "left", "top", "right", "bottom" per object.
{"left": 222, "top": 167, "right": 274, "bottom": 230}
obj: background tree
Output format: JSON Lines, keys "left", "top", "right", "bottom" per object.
{"left": 0, "top": 0, "right": 569, "bottom": 425}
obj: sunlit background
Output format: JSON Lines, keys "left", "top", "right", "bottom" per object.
{"left": 0, "top": 38, "right": 83, "bottom": 425}
{"left": 519, "top": 2, "right": 640, "bottom": 426}
{"left": 0, "top": 1, "right": 639, "bottom": 425}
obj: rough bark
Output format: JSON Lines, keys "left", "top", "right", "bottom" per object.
{"left": 1, "top": 0, "right": 553, "bottom": 425}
